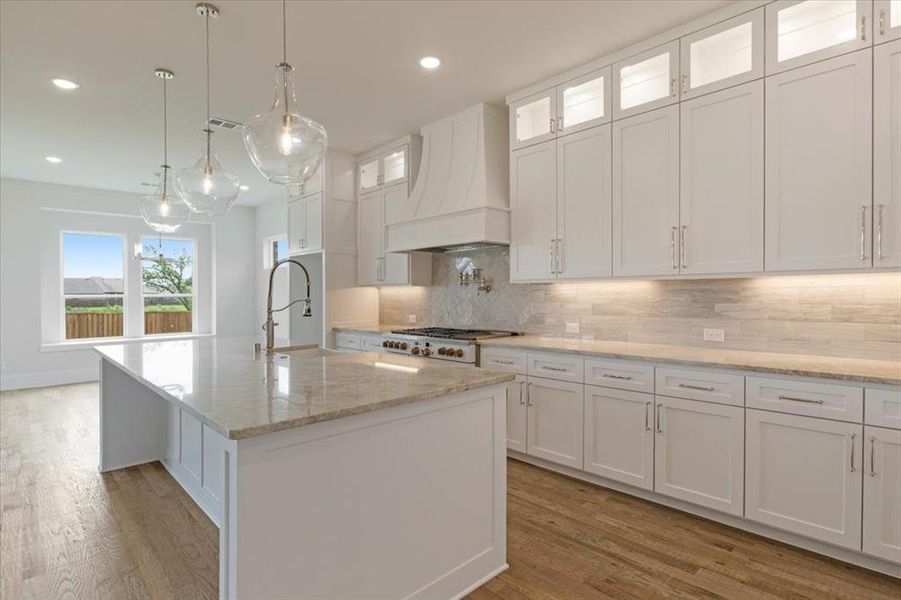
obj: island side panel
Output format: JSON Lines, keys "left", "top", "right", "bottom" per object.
{"left": 98, "top": 358, "right": 168, "bottom": 473}
{"left": 224, "top": 383, "right": 508, "bottom": 600}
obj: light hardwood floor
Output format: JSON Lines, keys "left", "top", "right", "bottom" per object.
{"left": 1, "top": 383, "right": 898, "bottom": 599}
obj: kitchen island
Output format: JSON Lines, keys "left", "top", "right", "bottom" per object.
{"left": 95, "top": 337, "right": 513, "bottom": 600}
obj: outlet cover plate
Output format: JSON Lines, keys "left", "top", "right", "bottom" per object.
{"left": 703, "top": 328, "right": 725, "bottom": 342}
{"left": 408, "top": 314, "right": 417, "bottom": 324}
{"left": 565, "top": 322, "right": 580, "bottom": 334}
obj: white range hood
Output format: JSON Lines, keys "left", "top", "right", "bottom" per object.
{"left": 385, "top": 103, "right": 509, "bottom": 253}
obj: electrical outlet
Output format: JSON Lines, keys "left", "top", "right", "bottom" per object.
{"left": 703, "top": 328, "right": 725, "bottom": 342}
{"left": 408, "top": 314, "right": 417, "bottom": 324}
{"left": 565, "top": 322, "right": 580, "bottom": 334}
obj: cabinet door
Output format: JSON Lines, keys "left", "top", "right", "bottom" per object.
{"left": 556, "top": 67, "right": 611, "bottom": 136}
{"left": 613, "top": 41, "right": 680, "bottom": 119}
{"left": 863, "top": 426, "right": 901, "bottom": 563}
{"left": 510, "top": 140, "right": 558, "bottom": 281}
{"left": 584, "top": 386, "right": 654, "bottom": 490}
{"left": 380, "top": 184, "right": 412, "bottom": 285}
{"left": 304, "top": 193, "right": 323, "bottom": 252}
{"left": 356, "top": 191, "right": 382, "bottom": 285}
{"left": 612, "top": 105, "right": 680, "bottom": 277}
{"left": 875, "top": 40, "right": 901, "bottom": 267}
{"left": 358, "top": 157, "right": 381, "bottom": 192}
{"left": 765, "top": 51, "right": 872, "bottom": 272}
{"left": 510, "top": 89, "right": 556, "bottom": 151}
{"left": 507, "top": 376, "right": 528, "bottom": 453}
{"left": 654, "top": 396, "right": 744, "bottom": 516}
{"left": 287, "top": 199, "right": 306, "bottom": 253}
{"left": 681, "top": 8, "right": 764, "bottom": 100}
{"left": 680, "top": 81, "right": 763, "bottom": 274}
{"left": 556, "top": 124, "right": 612, "bottom": 279}
{"left": 526, "top": 377, "right": 584, "bottom": 469}
{"left": 766, "top": 0, "right": 872, "bottom": 75}
{"left": 746, "top": 409, "right": 862, "bottom": 549}
{"left": 876, "top": 0, "right": 901, "bottom": 41}
{"left": 382, "top": 146, "right": 408, "bottom": 187}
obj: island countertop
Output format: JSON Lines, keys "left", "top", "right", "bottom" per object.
{"left": 95, "top": 337, "right": 513, "bottom": 440}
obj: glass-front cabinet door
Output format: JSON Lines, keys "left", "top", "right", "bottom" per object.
{"left": 358, "top": 158, "right": 380, "bottom": 192}
{"left": 510, "top": 89, "right": 556, "bottom": 150}
{"left": 382, "top": 146, "right": 407, "bottom": 186}
{"left": 613, "top": 41, "right": 680, "bottom": 119}
{"left": 556, "top": 67, "right": 611, "bottom": 136}
{"left": 876, "top": 0, "right": 901, "bottom": 42}
{"left": 766, "top": 0, "right": 872, "bottom": 74}
{"left": 681, "top": 9, "right": 764, "bottom": 99}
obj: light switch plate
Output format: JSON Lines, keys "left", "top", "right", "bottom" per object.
{"left": 408, "top": 314, "right": 417, "bottom": 324}
{"left": 565, "top": 322, "right": 580, "bottom": 334}
{"left": 703, "top": 328, "right": 725, "bottom": 342}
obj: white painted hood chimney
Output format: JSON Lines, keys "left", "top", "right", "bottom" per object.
{"left": 385, "top": 103, "right": 509, "bottom": 253}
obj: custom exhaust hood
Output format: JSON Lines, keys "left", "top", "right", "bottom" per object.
{"left": 385, "top": 103, "right": 510, "bottom": 253}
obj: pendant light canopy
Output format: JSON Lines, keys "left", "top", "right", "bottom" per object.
{"left": 243, "top": 0, "right": 327, "bottom": 186}
{"left": 177, "top": 3, "right": 240, "bottom": 216}
{"left": 140, "top": 69, "right": 190, "bottom": 233}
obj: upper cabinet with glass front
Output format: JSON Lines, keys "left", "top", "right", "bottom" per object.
{"left": 680, "top": 9, "right": 764, "bottom": 99}
{"left": 356, "top": 137, "right": 420, "bottom": 193}
{"left": 876, "top": 0, "right": 901, "bottom": 42}
{"left": 613, "top": 41, "right": 680, "bottom": 119}
{"left": 766, "top": 0, "right": 872, "bottom": 74}
{"left": 510, "top": 68, "right": 610, "bottom": 150}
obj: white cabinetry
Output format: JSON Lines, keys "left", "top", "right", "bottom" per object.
{"left": 584, "top": 386, "right": 654, "bottom": 490}
{"left": 876, "top": 0, "right": 901, "bottom": 42}
{"left": 357, "top": 140, "right": 415, "bottom": 193}
{"left": 287, "top": 192, "right": 322, "bottom": 253}
{"left": 746, "top": 409, "right": 863, "bottom": 549}
{"left": 680, "top": 8, "right": 764, "bottom": 99}
{"left": 680, "top": 81, "right": 763, "bottom": 274}
{"left": 863, "top": 425, "right": 901, "bottom": 563}
{"left": 613, "top": 41, "right": 680, "bottom": 119}
{"left": 526, "top": 377, "right": 584, "bottom": 469}
{"left": 510, "top": 140, "right": 557, "bottom": 281}
{"left": 653, "top": 395, "right": 745, "bottom": 516}
{"left": 766, "top": 0, "right": 872, "bottom": 74}
{"left": 612, "top": 105, "right": 679, "bottom": 276}
{"left": 874, "top": 40, "right": 901, "bottom": 268}
{"left": 506, "top": 375, "right": 528, "bottom": 453}
{"left": 765, "top": 50, "right": 872, "bottom": 271}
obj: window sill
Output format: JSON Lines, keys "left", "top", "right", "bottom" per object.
{"left": 41, "top": 332, "right": 214, "bottom": 353}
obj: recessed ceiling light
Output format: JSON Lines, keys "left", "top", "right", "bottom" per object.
{"left": 51, "top": 78, "right": 79, "bottom": 90}
{"left": 419, "top": 56, "right": 441, "bottom": 70}
{"left": 45, "top": 156, "right": 62, "bottom": 163}
{"left": 240, "top": 185, "right": 250, "bottom": 191}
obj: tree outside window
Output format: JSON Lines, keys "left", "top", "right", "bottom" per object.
{"left": 142, "top": 238, "right": 194, "bottom": 334}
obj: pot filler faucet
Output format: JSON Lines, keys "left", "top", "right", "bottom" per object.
{"left": 264, "top": 258, "right": 312, "bottom": 356}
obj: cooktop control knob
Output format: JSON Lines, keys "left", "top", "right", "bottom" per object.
{"left": 382, "top": 340, "right": 389, "bottom": 347}
{"left": 411, "top": 347, "right": 420, "bottom": 355}
{"left": 400, "top": 342, "right": 408, "bottom": 350}
{"left": 438, "top": 347, "right": 447, "bottom": 355}
{"left": 421, "top": 348, "right": 432, "bottom": 357}
{"left": 455, "top": 349, "right": 464, "bottom": 358}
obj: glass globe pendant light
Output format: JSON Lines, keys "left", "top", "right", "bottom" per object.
{"left": 176, "top": 3, "right": 240, "bottom": 216}
{"left": 243, "top": 0, "right": 327, "bottom": 186}
{"left": 140, "top": 69, "right": 190, "bottom": 233}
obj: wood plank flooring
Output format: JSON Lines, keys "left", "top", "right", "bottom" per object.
{"left": 1, "top": 383, "right": 898, "bottom": 599}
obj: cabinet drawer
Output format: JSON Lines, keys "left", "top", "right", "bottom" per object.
{"left": 747, "top": 377, "right": 863, "bottom": 422}
{"left": 335, "top": 332, "right": 362, "bottom": 351}
{"left": 655, "top": 367, "right": 744, "bottom": 406}
{"left": 585, "top": 358, "right": 654, "bottom": 393}
{"left": 865, "top": 388, "right": 901, "bottom": 429}
{"left": 480, "top": 347, "right": 527, "bottom": 374}
{"left": 527, "top": 352, "right": 584, "bottom": 383}
{"left": 361, "top": 336, "right": 385, "bottom": 352}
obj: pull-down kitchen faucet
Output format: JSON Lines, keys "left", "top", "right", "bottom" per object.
{"left": 264, "top": 258, "right": 312, "bottom": 356}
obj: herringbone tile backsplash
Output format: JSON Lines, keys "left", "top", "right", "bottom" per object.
{"left": 378, "top": 247, "right": 901, "bottom": 360}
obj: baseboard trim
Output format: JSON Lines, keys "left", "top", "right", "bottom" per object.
{"left": 0, "top": 366, "right": 98, "bottom": 391}
{"left": 507, "top": 451, "right": 901, "bottom": 579}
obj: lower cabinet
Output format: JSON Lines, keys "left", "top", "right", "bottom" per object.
{"left": 863, "top": 426, "right": 901, "bottom": 563}
{"left": 583, "top": 385, "right": 654, "bottom": 490}
{"left": 526, "top": 376, "right": 584, "bottom": 469}
{"left": 654, "top": 396, "right": 745, "bottom": 516}
{"left": 745, "top": 409, "right": 863, "bottom": 550}
{"left": 506, "top": 375, "right": 528, "bottom": 454}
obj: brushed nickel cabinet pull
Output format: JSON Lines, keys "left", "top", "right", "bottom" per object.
{"left": 879, "top": 9, "right": 886, "bottom": 36}
{"left": 542, "top": 366, "right": 568, "bottom": 372}
{"left": 603, "top": 374, "right": 633, "bottom": 380}
{"left": 495, "top": 359, "right": 514, "bottom": 365}
{"left": 518, "top": 381, "right": 526, "bottom": 406}
{"left": 679, "top": 383, "right": 714, "bottom": 392}
{"left": 869, "top": 436, "right": 876, "bottom": 477}
{"left": 681, "top": 73, "right": 688, "bottom": 94}
{"left": 557, "top": 239, "right": 564, "bottom": 273}
{"left": 877, "top": 204, "right": 885, "bottom": 261}
{"left": 549, "top": 239, "right": 556, "bottom": 274}
{"left": 669, "top": 77, "right": 677, "bottom": 97}
{"left": 861, "top": 14, "right": 867, "bottom": 41}
{"left": 557, "top": 116, "right": 564, "bottom": 132}
{"left": 645, "top": 401, "right": 651, "bottom": 431}
{"left": 549, "top": 117, "right": 556, "bottom": 134}
{"left": 850, "top": 433, "right": 856, "bottom": 473}
{"left": 680, "top": 225, "right": 687, "bottom": 269}
{"left": 527, "top": 382, "right": 534, "bottom": 407}
{"left": 777, "top": 394, "right": 825, "bottom": 405}
{"left": 671, "top": 226, "right": 678, "bottom": 270}
{"left": 655, "top": 403, "right": 663, "bottom": 433}
{"left": 860, "top": 205, "right": 868, "bottom": 260}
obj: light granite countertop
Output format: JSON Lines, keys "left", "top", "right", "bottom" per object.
{"left": 95, "top": 337, "right": 513, "bottom": 440}
{"left": 479, "top": 336, "right": 901, "bottom": 385}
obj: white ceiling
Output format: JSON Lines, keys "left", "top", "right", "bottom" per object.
{"left": 0, "top": 0, "right": 732, "bottom": 206}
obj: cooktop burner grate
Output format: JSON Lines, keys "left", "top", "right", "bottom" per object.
{"left": 390, "top": 327, "right": 518, "bottom": 341}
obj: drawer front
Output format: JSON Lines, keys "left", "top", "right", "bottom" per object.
{"left": 865, "top": 388, "right": 901, "bottom": 429}
{"left": 361, "top": 336, "right": 385, "bottom": 352}
{"left": 585, "top": 358, "right": 654, "bottom": 393}
{"left": 747, "top": 377, "right": 863, "bottom": 422}
{"left": 480, "top": 347, "right": 527, "bottom": 374}
{"left": 655, "top": 367, "right": 745, "bottom": 406}
{"left": 528, "top": 352, "right": 584, "bottom": 383}
{"left": 335, "top": 332, "right": 362, "bottom": 351}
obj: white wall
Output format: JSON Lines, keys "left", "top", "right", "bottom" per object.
{"left": 0, "top": 178, "right": 257, "bottom": 390}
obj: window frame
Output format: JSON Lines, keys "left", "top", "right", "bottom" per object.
{"left": 140, "top": 235, "right": 198, "bottom": 337}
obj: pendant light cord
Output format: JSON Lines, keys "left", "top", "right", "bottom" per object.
{"left": 162, "top": 76, "right": 169, "bottom": 196}
{"left": 205, "top": 7, "right": 212, "bottom": 171}
{"left": 282, "top": 0, "right": 289, "bottom": 116}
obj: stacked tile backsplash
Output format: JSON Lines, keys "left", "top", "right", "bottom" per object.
{"left": 378, "top": 247, "right": 901, "bottom": 361}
